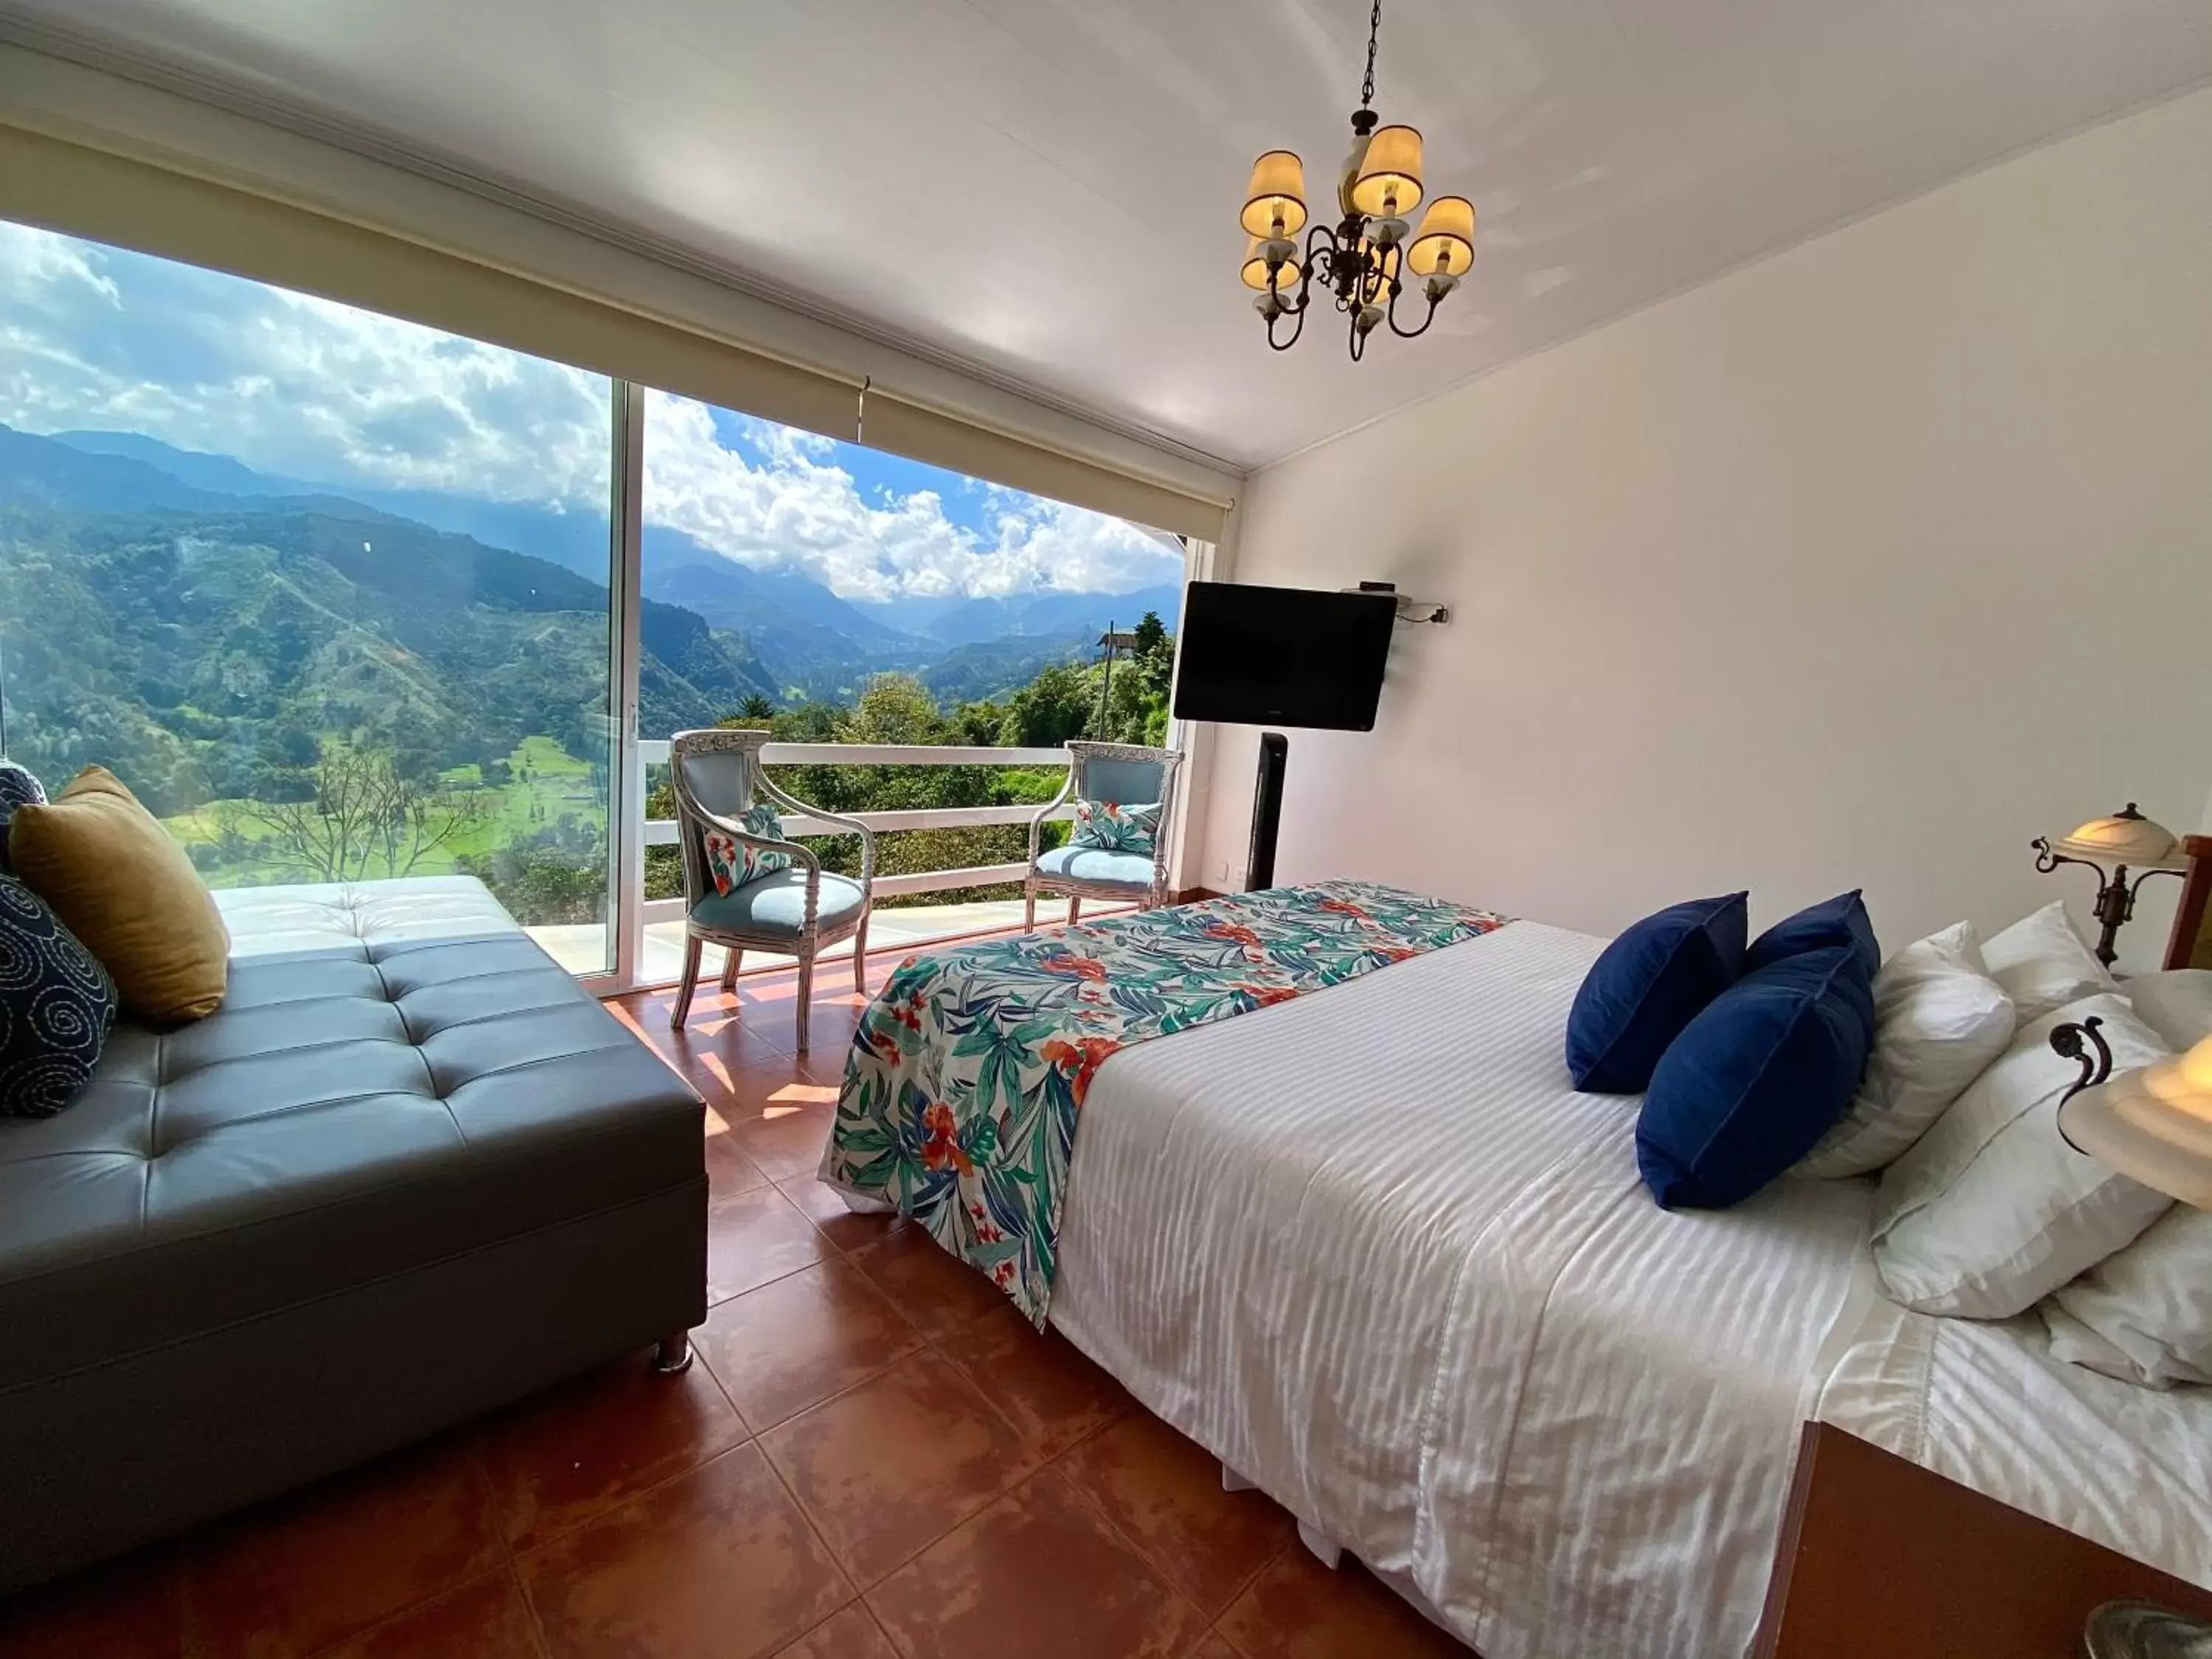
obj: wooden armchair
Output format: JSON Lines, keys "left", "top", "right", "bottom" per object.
{"left": 666, "top": 728, "right": 874, "bottom": 1050}
{"left": 1023, "top": 740, "right": 1185, "bottom": 930}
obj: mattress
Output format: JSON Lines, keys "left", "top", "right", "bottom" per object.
{"left": 1048, "top": 919, "right": 1878, "bottom": 1659}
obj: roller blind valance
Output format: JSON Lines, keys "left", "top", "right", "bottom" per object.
{"left": 0, "top": 124, "right": 861, "bottom": 442}
{"left": 0, "top": 122, "right": 1232, "bottom": 540}
{"left": 863, "top": 392, "right": 1227, "bottom": 542}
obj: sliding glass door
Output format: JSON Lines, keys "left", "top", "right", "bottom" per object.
{"left": 0, "top": 212, "right": 1197, "bottom": 994}
{"left": 0, "top": 218, "right": 625, "bottom": 977}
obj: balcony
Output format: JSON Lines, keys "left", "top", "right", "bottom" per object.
{"left": 527, "top": 740, "right": 1133, "bottom": 984}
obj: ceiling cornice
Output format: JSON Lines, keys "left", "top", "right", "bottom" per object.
{"left": 0, "top": 11, "right": 1247, "bottom": 482}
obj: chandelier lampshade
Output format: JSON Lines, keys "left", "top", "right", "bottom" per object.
{"left": 1407, "top": 195, "right": 1476, "bottom": 279}
{"left": 1241, "top": 151, "right": 1310, "bottom": 239}
{"left": 1236, "top": 3, "right": 1473, "bottom": 360}
{"left": 1241, "top": 236, "right": 1300, "bottom": 291}
{"left": 1349, "top": 125, "right": 1424, "bottom": 219}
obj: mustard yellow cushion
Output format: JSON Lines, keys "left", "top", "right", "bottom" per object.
{"left": 9, "top": 766, "right": 229, "bottom": 1023}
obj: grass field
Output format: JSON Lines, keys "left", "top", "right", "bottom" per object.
{"left": 166, "top": 734, "right": 610, "bottom": 888}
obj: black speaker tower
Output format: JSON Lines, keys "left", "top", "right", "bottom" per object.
{"left": 1245, "top": 732, "right": 1289, "bottom": 891}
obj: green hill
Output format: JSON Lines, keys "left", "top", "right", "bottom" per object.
{"left": 0, "top": 425, "right": 779, "bottom": 824}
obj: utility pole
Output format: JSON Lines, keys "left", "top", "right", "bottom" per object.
{"left": 1097, "top": 619, "right": 1114, "bottom": 734}
{"left": 1095, "top": 622, "right": 1139, "bottom": 736}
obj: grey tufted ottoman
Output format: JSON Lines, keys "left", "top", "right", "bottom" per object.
{"left": 0, "top": 877, "right": 705, "bottom": 1592}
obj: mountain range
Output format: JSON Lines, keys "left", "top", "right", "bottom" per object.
{"left": 43, "top": 428, "right": 1180, "bottom": 698}
{"left": 0, "top": 422, "right": 1180, "bottom": 818}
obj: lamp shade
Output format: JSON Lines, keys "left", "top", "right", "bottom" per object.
{"left": 1349, "top": 125, "right": 1424, "bottom": 219}
{"left": 1241, "top": 236, "right": 1299, "bottom": 291}
{"left": 2059, "top": 1034, "right": 2212, "bottom": 1208}
{"left": 1241, "top": 151, "right": 1309, "bottom": 238}
{"left": 1406, "top": 195, "right": 1476, "bottom": 277}
{"left": 2051, "top": 804, "right": 2186, "bottom": 870}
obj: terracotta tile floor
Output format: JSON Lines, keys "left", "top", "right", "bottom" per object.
{"left": 0, "top": 953, "right": 1472, "bottom": 1659}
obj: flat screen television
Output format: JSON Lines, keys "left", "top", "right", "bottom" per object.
{"left": 1172, "top": 581, "right": 1397, "bottom": 731}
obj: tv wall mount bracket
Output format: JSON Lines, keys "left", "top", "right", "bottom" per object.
{"left": 1345, "top": 581, "right": 1449, "bottom": 626}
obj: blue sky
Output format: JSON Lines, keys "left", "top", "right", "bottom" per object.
{"left": 0, "top": 219, "right": 1182, "bottom": 602}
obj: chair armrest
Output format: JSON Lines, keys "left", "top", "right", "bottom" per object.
{"left": 758, "top": 774, "right": 877, "bottom": 888}
{"left": 1027, "top": 768, "right": 1078, "bottom": 866}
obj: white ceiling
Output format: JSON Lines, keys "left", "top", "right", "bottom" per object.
{"left": 7, "top": 0, "right": 2211, "bottom": 473}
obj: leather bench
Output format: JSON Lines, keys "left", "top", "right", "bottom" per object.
{"left": 0, "top": 877, "right": 705, "bottom": 1592}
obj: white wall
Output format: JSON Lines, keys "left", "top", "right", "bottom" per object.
{"left": 1199, "top": 86, "right": 2212, "bottom": 971}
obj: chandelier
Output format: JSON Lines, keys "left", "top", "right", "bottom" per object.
{"left": 1238, "top": 0, "right": 1475, "bottom": 361}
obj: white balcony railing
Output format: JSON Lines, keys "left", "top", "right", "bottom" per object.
{"left": 636, "top": 740, "right": 1073, "bottom": 927}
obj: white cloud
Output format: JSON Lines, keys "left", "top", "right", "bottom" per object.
{"left": 640, "top": 391, "right": 1178, "bottom": 602}
{"left": 0, "top": 223, "right": 1182, "bottom": 601}
{"left": 0, "top": 227, "right": 611, "bottom": 507}
{"left": 0, "top": 223, "right": 121, "bottom": 308}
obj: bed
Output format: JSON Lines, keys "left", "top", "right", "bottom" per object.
{"left": 822, "top": 886, "right": 2212, "bottom": 1658}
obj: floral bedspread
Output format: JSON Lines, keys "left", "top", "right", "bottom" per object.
{"left": 818, "top": 880, "right": 1509, "bottom": 1325}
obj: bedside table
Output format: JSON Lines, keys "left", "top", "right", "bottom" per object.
{"left": 1753, "top": 1422, "right": 2212, "bottom": 1659}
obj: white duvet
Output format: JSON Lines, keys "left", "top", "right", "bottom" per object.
{"left": 1046, "top": 919, "right": 2212, "bottom": 1658}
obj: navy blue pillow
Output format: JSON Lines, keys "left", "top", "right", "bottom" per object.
{"left": 1565, "top": 892, "right": 1749, "bottom": 1093}
{"left": 1746, "top": 889, "right": 1878, "bottom": 978}
{"left": 1635, "top": 945, "right": 1874, "bottom": 1210}
{"left": 0, "top": 760, "right": 44, "bottom": 876}
{"left": 0, "top": 874, "right": 118, "bottom": 1119}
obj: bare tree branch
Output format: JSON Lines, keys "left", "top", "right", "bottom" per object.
{"left": 219, "top": 742, "right": 484, "bottom": 884}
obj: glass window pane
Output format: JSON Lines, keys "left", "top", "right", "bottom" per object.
{"left": 0, "top": 220, "right": 619, "bottom": 975}
{"left": 637, "top": 389, "right": 1187, "bottom": 984}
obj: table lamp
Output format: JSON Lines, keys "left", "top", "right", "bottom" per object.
{"left": 2032, "top": 804, "right": 2189, "bottom": 967}
{"left": 2052, "top": 1020, "right": 2212, "bottom": 1658}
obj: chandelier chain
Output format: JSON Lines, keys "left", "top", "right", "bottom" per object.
{"left": 1361, "top": 0, "right": 1381, "bottom": 109}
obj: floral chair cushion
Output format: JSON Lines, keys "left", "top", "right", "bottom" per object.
{"left": 1070, "top": 799, "right": 1161, "bottom": 858}
{"left": 703, "top": 802, "right": 795, "bottom": 895}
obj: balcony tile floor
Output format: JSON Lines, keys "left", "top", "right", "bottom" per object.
{"left": 0, "top": 943, "right": 1470, "bottom": 1659}
{"left": 532, "top": 897, "right": 1119, "bottom": 985}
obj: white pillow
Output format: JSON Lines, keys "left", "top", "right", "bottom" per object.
{"left": 1797, "top": 922, "right": 2014, "bottom": 1179}
{"left": 2041, "top": 1203, "right": 2212, "bottom": 1388}
{"left": 1870, "top": 993, "right": 2172, "bottom": 1318}
{"left": 1981, "top": 901, "right": 2116, "bottom": 1023}
{"left": 2126, "top": 969, "right": 2212, "bottom": 1054}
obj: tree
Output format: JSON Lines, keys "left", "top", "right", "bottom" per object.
{"left": 844, "top": 674, "right": 948, "bottom": 745}
{"left": 998, "top": 662, "right": 1093, "bottom": 747}
{"left": 951, "top": 700, "right": 1006, "bottom": 746}
{"left": 1105, "top": 610, "right": 1177, "bottom": 745}
{"left": 460, "top": 825, "right": 610, "bottom": 925}
{"left": 1131, "top": 610, "right": 1167, "bottom": 662}
{"left": 771, "top": 701, "right": 843, "bottom": 742}
{"left": 218, "top": 742, "right": 486, "bottom": 883}
{"left": 737, "top": 692, "right": 776, "bottom": 721}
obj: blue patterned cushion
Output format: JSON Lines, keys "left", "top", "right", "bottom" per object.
{"left": 0, "top": 874, "right": 118, "bottom": 1119}
{"left": 701, "top": 802, "right": 794, "bottom": 895}
{"left": 0, "top": 761, "right": 44, "bottom": 875}
{"left": 1071, "top": 799, "right": 1160, "bottom": 856}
